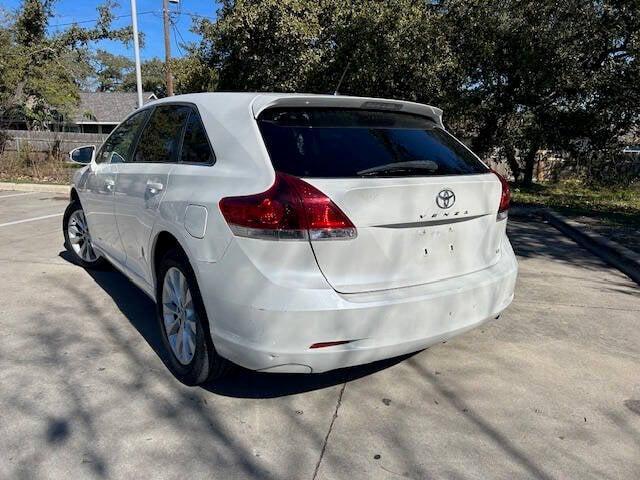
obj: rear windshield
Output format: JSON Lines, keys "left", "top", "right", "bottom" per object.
{"left": 257, "top": 108, "right": 489, "bottom": 178}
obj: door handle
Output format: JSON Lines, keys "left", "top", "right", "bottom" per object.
{"left": 146, "top": 181, "right": 164, "bottom": 195}
{"left": 104, "top": 179, "right": 115, "bottom": 191}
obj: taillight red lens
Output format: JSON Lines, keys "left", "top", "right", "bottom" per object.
{"left": 219, "top": 173, "right": 357, "bottom": 240}
{"left": 493, "top": 170, "right": 511, "bottom": 214}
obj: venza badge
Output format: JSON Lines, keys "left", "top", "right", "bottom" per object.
{"left": 436, "top": 189, "right": 455, "bottom": 209}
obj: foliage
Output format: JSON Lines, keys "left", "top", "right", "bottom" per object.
{"left": 172, "top": 55, "right": 218, "bottom": 95}
{"left": 91, "top": 49, "right": 134, "bottom": 92}
{"left": 120, "top": 58, "right": 167, "bottom": 96}
{"left": 575, "top": 148, "right": 640, "bottom": 187}
{"left": 0, "top": 149, "right": 78, "bottom": 184}
{"left": 443, "top": 0, "right": 640, "bottom": 185}
{"left": 0, "top": 0, "right": 132, "bottom": 130}
{"left": 117, "top": 56, "right": 218, "bottom": 97}
{"left": 195, "top": 0, "right": 452, "bottom": 99}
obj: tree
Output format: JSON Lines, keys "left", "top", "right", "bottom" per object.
{"left": 195, "top": 0, "right": 452, "bottom": 100}
{"left": 173, "top": 54, "right": 218, "bottom": 94}
{"left": 441, "top": 0, "right": 640, "bottom": 185}
{"left": 92, "top": 49, "right": 134, "bottom": 92}
{"left": 119, "top": 56, "right": 218, "bottom": 97}
{"left": 0, "top": 0, "right": 132, "bottom": 130}
{"left": 121, "top": 58, "right": 167, "bottom": 96}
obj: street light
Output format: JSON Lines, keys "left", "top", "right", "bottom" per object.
{"left": 130, "top": 0, "right": 144, "bottom": 108}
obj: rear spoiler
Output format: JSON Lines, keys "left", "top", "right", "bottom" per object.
{"left": 251, "top": 94, "right": 444, "bottom": 129}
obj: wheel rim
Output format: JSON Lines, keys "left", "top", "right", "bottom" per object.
{"left": 162, "top": 267, "right": 197, "bottom": 365}
{"left": 67, "top": 209, "right": 98, "bottom": 263}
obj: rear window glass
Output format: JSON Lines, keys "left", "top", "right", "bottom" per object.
{"left": 180, "top": 110, "right": 215, "bottom": 165}
{"left": 258, "top": 108, "right": 488, "bottom": 178}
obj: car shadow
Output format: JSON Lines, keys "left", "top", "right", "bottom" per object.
{"left": 59, "top": 250, "right": 415, "bottom": 399}
{"left": 203, "top": 353, "right": 415, "bottom": 399}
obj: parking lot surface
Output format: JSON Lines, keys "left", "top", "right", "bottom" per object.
{"left": 0, "top": 190, "right": 639, "bottom": 480}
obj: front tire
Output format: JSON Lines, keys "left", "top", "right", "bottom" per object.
{"left": 156, "top": 248, "right": 229, "bottom": 385}
{"left": 63, "top": 201, "right": 106, "bottom": 269}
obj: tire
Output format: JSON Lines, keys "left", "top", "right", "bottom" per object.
{"left": 63, "top": 201, "right": 107, "bottom": 269}
{"left": 156, "top": 247, "right": 229, "bottom": 385}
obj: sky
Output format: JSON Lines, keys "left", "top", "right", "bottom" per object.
{"left": 3, "top": 0, "right": 219, "bottom": 60}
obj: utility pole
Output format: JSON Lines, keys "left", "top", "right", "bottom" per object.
{"left": 162, "top": 0, "right": 175, "bottom": 96}
{"left": 130, "top": 0, "right": 144, "bottom": 107}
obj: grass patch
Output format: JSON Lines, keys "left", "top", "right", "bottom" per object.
{"left": 512, "top": 179, "right": 640, "bottom": 228}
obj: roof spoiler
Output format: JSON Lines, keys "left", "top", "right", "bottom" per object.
{"left": 251, "top": 95, "right": 444, "bottom": 128}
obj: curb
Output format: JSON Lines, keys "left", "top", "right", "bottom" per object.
{"left": 541, "top": 209, "right": 640, "bottom": 286}
{"left": 0, "top": 182, "right": 70, "bottom": 194}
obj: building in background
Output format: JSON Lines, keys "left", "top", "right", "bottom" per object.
{"left": 72, "top": 92, "right": 156, "bottom": 134}
{"left": 1, "top": 92, "right": 156, "bottom": 155}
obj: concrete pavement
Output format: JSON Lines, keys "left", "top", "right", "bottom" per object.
{"left": 0, "top": 191, "right": 639, "bottom": 479}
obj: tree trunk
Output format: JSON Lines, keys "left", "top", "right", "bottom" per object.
{"left": 471, "top": 116, "right": 499, "bottom": 158}
{"left": 504, "top": 143, "right": 521, "bottom": 182}
{"left": 11, "top": 79, "right": 27, "bottom": 110}
{"left": 522, "top": 144, "right": 539, "bottom": 186}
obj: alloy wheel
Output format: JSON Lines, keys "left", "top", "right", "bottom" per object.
{"left": 162, "top": 267, "right": 197, "bottom": 365}
{"left": 67, "top": 210, "right": 98, "bottom": 263}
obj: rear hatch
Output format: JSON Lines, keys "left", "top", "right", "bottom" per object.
{"left": 257, "top": 107, "right": 506, "bottom": 294}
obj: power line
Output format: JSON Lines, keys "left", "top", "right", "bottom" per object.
{"left": 173, "top": 11, "right": 216, "bottom": 21}
{"left": 172, "top": 24, "right": 183, "bottom": 57}
{"left": 50, "top": 10, "right": 159, "bottom": 29}
{"left": 0, "top": 9, "right": 213, "bottom": 61}
{"left": 171, "top": 18, "right": 189, "bottom": 48}
{"left": 48, "top": 10, "right": 215, "bottom": 30}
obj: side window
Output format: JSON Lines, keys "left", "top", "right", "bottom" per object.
{"left": 133, "top": 105, "right": 190, "bottom": 163}
{"left": 96, "top": 110, "right": 149, "bottom": 164}
{"left": 180, "top": 110, "right": 215, "bottom": 165}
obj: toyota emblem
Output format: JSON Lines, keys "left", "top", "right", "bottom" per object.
{"left": 436, "top": 189, "right": 456, "bottom": 209}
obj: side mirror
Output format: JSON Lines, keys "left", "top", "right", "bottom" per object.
{"left": 69, "top": 145, "right": 95, "bottom": 165}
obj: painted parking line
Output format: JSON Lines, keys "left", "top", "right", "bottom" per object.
{"left": 0, "top": 213, "right": 63, "bottom": 228}
{"left": 0, "top": 192, "right": 37, "bottom": 199}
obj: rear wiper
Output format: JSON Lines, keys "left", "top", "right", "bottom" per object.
{"left": 357, "top": 160, "right": 439, "bottom": 176}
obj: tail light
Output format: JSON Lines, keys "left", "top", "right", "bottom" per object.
{"left": 219, "top": 172, "right": 357, "bottom": 241}
{"left": 492, "top": 170, "right": 511, "bottom": 220}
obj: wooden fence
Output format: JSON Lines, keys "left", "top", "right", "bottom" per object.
{"left": 1, "top": 130, "right": 108, "bottom": 155}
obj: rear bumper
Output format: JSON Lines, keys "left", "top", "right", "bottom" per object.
{"left": 198, "top": 236, "right": 518, "bottom": 373}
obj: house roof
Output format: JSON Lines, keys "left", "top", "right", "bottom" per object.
{"left": 72, "top": 92, "right": 156, "bottom": 124}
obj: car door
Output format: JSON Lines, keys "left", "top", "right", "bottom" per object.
{"left": 114, "top": 104, "right": 191, "bottom": 285}
{"left": 81, "top": 109, "right": 150, "bottom": 264}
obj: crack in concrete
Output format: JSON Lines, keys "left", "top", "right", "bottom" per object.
{"left": 312, "top": 382, "right": 346, "bottom": 480}
{"left": 379, "top": 464, "right": 416, "bottom": 479}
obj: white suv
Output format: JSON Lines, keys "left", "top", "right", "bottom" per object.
{"left": 64, "top": 93, "right": 518, "bottom": 385}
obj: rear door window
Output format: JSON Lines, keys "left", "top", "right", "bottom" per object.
{"left": 133, "top": 105, "right": 190, "bottom": 163}
{"left": 257, "top": 108, "right": 488, "bottom": 177}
